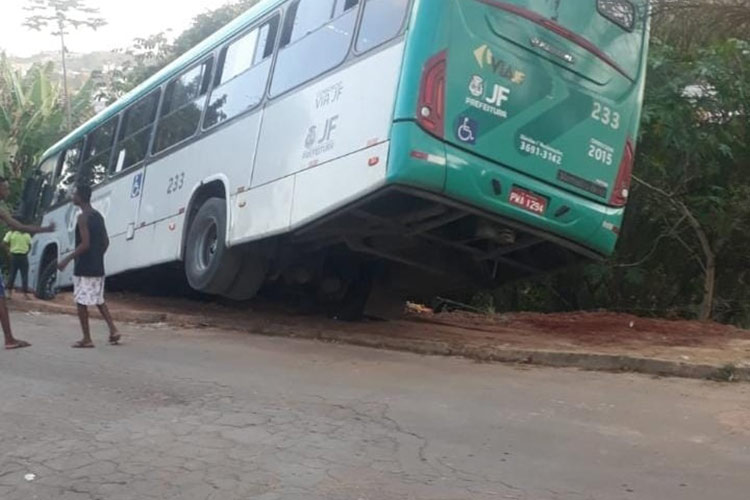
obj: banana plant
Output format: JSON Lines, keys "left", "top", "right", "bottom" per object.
{"left": 0, "top": 55, "right": 63, "bottom": 181}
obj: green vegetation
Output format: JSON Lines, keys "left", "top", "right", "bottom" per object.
{"left": 0, "top": 55, "right": 94, "bottom": 201}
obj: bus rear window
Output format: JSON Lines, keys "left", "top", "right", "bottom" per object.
{"left": 597, "top": 0, "right": 636, "bottom": 31}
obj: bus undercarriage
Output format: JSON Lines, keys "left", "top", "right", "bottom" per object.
{"left": 262, "top": 186, "right": 600, "bottom": 317}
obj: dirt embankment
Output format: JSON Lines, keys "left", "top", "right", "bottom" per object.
{"left": 12, "top": 293, "right": 750, "bottom": 380}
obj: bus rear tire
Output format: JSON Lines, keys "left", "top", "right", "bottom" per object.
{"left": 35, "top": 259, "right": 58, "bottom": 301}
{"left": 185, "top": 198, "right": 241, "bottom": 295}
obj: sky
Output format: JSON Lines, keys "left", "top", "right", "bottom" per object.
{"left": 0, "top": 0, "right": 232, "bottom": 57}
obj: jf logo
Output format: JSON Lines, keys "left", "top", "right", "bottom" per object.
{"left": 470, "top": 74, "right": 511, "bottom": 109}
{"left": 305, "top": 116, "right": 339, "bottom": 149}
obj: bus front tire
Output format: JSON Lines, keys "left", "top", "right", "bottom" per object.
{"left": 35, "top": 259, "right": 58, "bottom": 301}
{"left": 185, "top": 198, "right": 241, "bottom": 295}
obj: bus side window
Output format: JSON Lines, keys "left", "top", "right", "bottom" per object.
{"left": 154, "top": 58, "right": 214, "bottom": 153}
{"left": 270, "top": 0, "right": 359, "bottom": 96}
{"left": 81, "top": 115, "right": 119, "bottom": 187}
{"left": 204, "top": 15, "right": 280, "bottom": 130}
{"left": 113, "top": 89, "right": 161, "bottom": 174}
{"left": 53, "top": 141, "right": 84, "bottom": 206}
{"left": 20, "top": 154, "right": 57, "bottom": 223}
{"left": 356, "top": 0, "right": 410, "bottom": 53}
{"left": 38, "top": 156, "right": 57, "bottom": 214}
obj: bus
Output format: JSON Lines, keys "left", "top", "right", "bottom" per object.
{"left": 20, "top": 0, "right": 651, "bottom": 315}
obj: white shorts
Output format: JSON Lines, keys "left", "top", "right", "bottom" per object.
{"left": 73, "top": 276, "right": 106, "bottom": 306}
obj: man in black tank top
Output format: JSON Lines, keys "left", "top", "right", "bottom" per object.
{"left": 58, "top": 185, "right": 120, "bottom": 348}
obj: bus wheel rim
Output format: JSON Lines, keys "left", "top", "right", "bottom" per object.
{"left": 198, "top": 221, "right": 219, "bottom": 272}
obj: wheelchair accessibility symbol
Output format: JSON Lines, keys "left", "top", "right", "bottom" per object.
{"left": 455, "top": 116, "right": 478, "bottom": 145}
{"left": 131, "top": 172, "right": 143, "bottom": 199}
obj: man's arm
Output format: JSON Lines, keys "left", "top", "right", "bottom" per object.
{"left": 58, "top": 213, "right": 90, "bottom": 271}
{"left": 0, "top": 212, "right": 54, "bottom": 235}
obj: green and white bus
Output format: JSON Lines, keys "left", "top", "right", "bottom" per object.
{"left": 21, "top": 0, "right": 651, "bottom": 312}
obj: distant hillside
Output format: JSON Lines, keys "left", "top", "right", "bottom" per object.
{"left": 8, "top": 51, "right": 130, "bottom": 91}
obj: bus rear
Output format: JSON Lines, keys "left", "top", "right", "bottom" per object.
{"left": 390, "top": 0, "right": 650, "bottom": 258}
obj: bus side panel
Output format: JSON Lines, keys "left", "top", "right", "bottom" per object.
{"left": 93, "top": 169, "right": 147, "bottom": 276}
{"left": 250, "top": 42, "right": 406, "bottom": 189}
{"left": 131, "top": 112, "right": 265, "bottom": 267}
{"left": 30, "top": 182, "right": 137, "bottom": 288}
{"left": 228, "top": 42, "right": 406, "bottom": 246}
{"left": 105, "top": 215, "right": 187, "bottom": 273}
{"left": 139, "top": 111, "right": 264, "bottom": 228}
{"left": 290, "top": 142, "right": 389, "bottom": 229}
{"left": 230, "top": 177, "right": 295, "bottom": 243}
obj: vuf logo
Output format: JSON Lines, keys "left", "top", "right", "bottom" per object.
{"left": 473, "top": 45, "right": 527, "bottom": 85}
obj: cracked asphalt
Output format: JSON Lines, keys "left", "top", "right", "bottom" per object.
{"left": 1, "top": 313, "right": 749, "bottom": 500}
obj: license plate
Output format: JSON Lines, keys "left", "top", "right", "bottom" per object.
{"left": 509, "top": 187, "right": 547, "bottom": 215}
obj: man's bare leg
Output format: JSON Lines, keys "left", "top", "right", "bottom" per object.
{"left": 0, "top": 297, "right": 30, "bottom": 349}
{"left": 74, "top": 303, "right": 94, "bottom": 348}
{"left": 97, "top": 303, "right": 120, "bottom": 343}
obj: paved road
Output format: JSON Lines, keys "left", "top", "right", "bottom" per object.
{"left": 1, "top": 312, "right": 749, "bottom": 500}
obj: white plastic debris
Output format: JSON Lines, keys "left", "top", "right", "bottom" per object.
{"left": 24, "top": 473, "right": 36, "bottom": 482}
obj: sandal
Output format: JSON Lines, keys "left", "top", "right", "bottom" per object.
{"left": 5, "top": 340, "right": 31, "bottom": 350}
{"left": 109, "top": 334, "right": 122, "bottom": 346}
{"left": 72, "top": 341, "right": 95, "bottom": 349}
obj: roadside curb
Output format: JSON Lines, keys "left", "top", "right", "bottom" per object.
{"left": 12, "top": 300, "right": 750, "bottom": 383}
{"left": 12, "top": 300, "right": 168, "bottom": 325}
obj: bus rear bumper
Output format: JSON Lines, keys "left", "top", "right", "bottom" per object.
{"left": 387, "top": 121, "right": 624, "bottom": 257}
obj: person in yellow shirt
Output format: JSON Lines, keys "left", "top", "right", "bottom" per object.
{"left": 4, "top": 226, "right": 32, "bottom": 300}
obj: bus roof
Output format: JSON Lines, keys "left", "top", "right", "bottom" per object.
{"left": 42, "top": 0, "right": 284, "bottom": 161}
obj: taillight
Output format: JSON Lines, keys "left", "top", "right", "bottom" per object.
{"left": 610, "top": 138, "right": 635, "bottom": 207}
{"left": 417, "top": 51, "right": 447, "bottom": 138}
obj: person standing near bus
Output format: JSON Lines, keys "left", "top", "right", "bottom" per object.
{"left": 0, "top": 177, "right": 55, "bottom": 350}
{"left": 4, "top": 224, "right": 33, "bottom": 300}
{"left": 57, "top": 184, "right": 120, "bottom": 348}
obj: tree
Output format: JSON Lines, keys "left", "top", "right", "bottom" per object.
{"left": 651, "top": 0, "right": 750, "bottom": 52}
{"left": 23, "top": 0, "right": 107, "bottom": 132}
{"left": 96, "top": 0, "right": 260, "bottom": 99}
{"left": 1, "top": 54, "right": 95, "bottom": 209}
{"left": 0, "top": 55, "right": 62, "bottom": 181}
{"left": 631, "top": 39, "right": 750, "bottom": 321}
{"left": 171, "top": 0, "right": 261, "bottom": 58}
